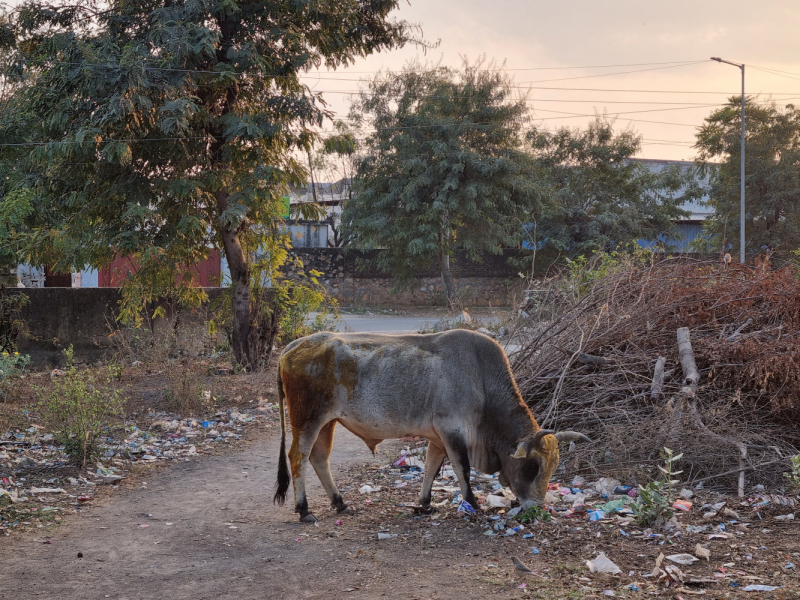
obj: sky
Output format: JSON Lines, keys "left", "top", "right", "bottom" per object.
{"left": 304, "top": 0, "right": 800, "bottom": 161}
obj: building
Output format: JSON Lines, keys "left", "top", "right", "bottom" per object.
{"left": 631, "top": 158, "right": 712, "bottom": 251}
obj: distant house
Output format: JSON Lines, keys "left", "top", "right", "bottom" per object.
{"left": 631, "top": 158, "right": 712, "bottom": 252}
{"left": 285, "top": 179, "right": 351, "bottom": 248}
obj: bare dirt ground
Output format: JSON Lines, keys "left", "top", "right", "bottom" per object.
{"left": 2, "top": 416, "right": 799, "bottom": 600}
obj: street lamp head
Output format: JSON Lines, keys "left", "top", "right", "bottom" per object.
{"left": 710, "top": 57, "right": 722, "bottom": 62}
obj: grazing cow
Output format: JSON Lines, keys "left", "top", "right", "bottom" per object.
{"left": 273, "top": 329, "right": 589, "bottom": 522}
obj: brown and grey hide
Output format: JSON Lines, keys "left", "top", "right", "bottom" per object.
{"left": 272, "top": 329, "right": 589, "bottom": 522}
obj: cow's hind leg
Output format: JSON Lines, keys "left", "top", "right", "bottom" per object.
{"left": 441, "top": 432, "right": 479, "bottom": 511}
{"left": 309, "top": 420, "right": 351, "bottom": 515}
{"left": 418, "top": 441, "right": 446, "bottom": 512}
{"left": 288, "top": 422, "right": 327, "bottom": 523}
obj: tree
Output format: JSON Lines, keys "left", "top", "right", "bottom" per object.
{"left": 343, "top": 59, "right": 542, "bottom": 303}
{"left": 0, "top": 0, "right": 416, "bottom": 369}
{"left": 694, "top": 98, "right": 800, "bottom": 257}
{"left": 527, "top": 117, "right": 690, "bottom": 260}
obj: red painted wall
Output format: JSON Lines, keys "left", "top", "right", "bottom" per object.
{"left": 98, "top": 250, "right": 221, "bottom": 287}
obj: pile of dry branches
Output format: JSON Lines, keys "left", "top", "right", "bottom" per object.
{"left": 509, "top": 257, "right": 800, "bottom": 489}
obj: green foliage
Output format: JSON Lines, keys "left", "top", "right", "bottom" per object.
{"left": 565, "top": 243, "right": 656, "bottom": 296}
{"left": 344, "top": 57, "right": 543, "bottom": 301}
{"left": 631, "top": 447, "right": 683, "bottom": 529}
{"left": 37, "top": 347, "right": 126, "bottom": 467}
{"left": 0, "top": 0, "right": 417, "bottom": 369}
{"left": 0, "top": 287, "right": 28, "bottom": 354}
{"left": 515, "top": 505, "right": 552, "bottom": 524}
{"left": 784, "top": 454, "right": 800, "bottom": 490}
{"left": 695, "top": 98, "right": 800, "bottom": 256}
{"left": 528, "top": 117, "right": 690, "bottom": 261}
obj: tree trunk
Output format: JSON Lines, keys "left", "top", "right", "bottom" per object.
{"left": 438, "top": 214, "right": 457, "bottom": 305}
{"left": 215, "top": 190, "right": 280, "bottom": 371}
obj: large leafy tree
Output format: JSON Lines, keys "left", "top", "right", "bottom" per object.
{"left": 527, "top": 118, "right": 689, "bottom": 260}
{"left": 0, "top": 0, "right": 415, "bottom": 369}
{"left": 343, "top": 59, "right": 542, "bottom": 303}
{"left": 695, "top": 98, "right": 800, "bottom": 256}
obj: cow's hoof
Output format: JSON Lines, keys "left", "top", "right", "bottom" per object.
{"left": 299, "top": 513, "right": 318, "bottom": 523}
{"left": 413, "top": 506, "right": 436, "bottom": 515}
{"left": 337, "top": 506, "right": 355, "bottom": 515}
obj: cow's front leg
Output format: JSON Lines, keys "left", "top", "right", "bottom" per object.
{"left": 288, "top": 424, "right": 325, "bottom": 523}
{"left": 441, "top": 432, "right": 479, "bottom": 511}
{"left": 418, "top": 442, "right": 446, "bottom": 512}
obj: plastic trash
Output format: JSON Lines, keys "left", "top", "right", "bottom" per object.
{"left": 742, "top": 585, "right": 778, "bottom": 592}
{"left": 775, "top": 513, "right": 794, "bottom": 521}
{"left": 601, "top": 499, "right": 626, "bottom": 513}
{"left": 672, "top": 500, "right": 692, "bottom": 512}
{"left": 377, "top": 533, "right": 397, "bottom": 540}
{"left": 486, "top": 494, "right": 511, "bottom": 509}
{"left": 359, "top": 484, "right": 380, "bottom": 494}
{"left": 694, "top": 544, "right": 711, "bottom": 561}
{"left": 457, "top": 499, "right": 477, "bottom": 516}
{"left": 666, "top": 554, "right": 699, "bottom": 566}
{"left": 588, "top": 509, "right": 605, "bottom": 521}
{"left": 612, "top": 486, "right": 631, "bottom": 494}
{"left": 586, "top": 553, "right": 622, "bottom": 574}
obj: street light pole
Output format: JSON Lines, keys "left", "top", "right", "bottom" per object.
{"left": 711, "top": 57, "right": 745, "bottom": 264}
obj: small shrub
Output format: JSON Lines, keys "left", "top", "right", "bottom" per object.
{"left": 37, "top": 347, "right": 126, "bottom": 467}
{"left": 515, "top": 505, "right": 552, "bottom": 524}
{"left": 631, "top": 447, "right": 682, "bottom": 529}
{"left": 784, "top": 454, "right": 800, "bottom": 490}
{"left": 165, "top": 364, "right": 212, "bottom": 416}
{"left": 0, "top": 351, "right": 31, "bottom": 403}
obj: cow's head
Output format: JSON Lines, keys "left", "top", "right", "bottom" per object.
{"left": 501, "top": 429, "right": 591, "bottom": 509}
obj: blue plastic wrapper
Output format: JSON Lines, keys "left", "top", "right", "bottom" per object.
{"left": 457, "top": 499, "right": 476, "bottom": 515}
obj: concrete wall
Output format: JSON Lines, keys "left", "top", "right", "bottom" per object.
{"left": 288, "top": 248, "right": 527, "bottom": 307}
{"left": 10, "top": 288, "right": 224, "bottom": 366}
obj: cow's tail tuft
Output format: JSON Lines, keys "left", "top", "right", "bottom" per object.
{"left": 273, "top": 366, "right": 290, "bottom": 506}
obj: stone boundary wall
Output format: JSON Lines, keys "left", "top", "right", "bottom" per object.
{"left": 9, "top": 288, "right": 224, "bottom": 366}
{"left": 289, "top": 248, "right": 527, "bottom": 307}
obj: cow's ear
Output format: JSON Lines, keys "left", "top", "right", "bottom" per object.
{"left": 511, "top": 442, "right": 528, "bottom": 459}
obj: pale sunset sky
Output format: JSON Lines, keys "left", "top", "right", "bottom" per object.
{"left": 306, "top": 0, "right": 800, "bottom": 161}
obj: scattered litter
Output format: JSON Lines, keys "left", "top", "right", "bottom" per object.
{"left": 741, "top": 585, "right": 779, "bottom": 592}
{"left": 694, "top": 544, "right": 711, "bottom": 562}
{"left": 666, "top": 554, "right": 699, "bottom": 566}
{"left": 358, "top": 485, "right": 381, "bottom": 494}
{"left": 672, "top": 500, "right": 692, "bottom": 512}
{"left": 376, "top": 533, "right": 397, "bottom": 540}
{"left": 486, "top": 494, "right": 511, "bottom": 509}
{"left": 774, "top": 513, "right": 794, "bottom": 521}
{"left": 586, "top": 553, "right": 622, "bottom": 574}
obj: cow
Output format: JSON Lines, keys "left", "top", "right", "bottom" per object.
{"left": 272, "top": 329, "right": 590, "bottom": 522}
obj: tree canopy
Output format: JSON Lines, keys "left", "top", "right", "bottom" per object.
{"left": 527, "top": 117, "right": 690, "bottom": 261}
{"left": 0, "top": 0, "right": 416, "bottom": 368}
{"left": 694, "top": 98, "right": 800, "bottom": 257}
{"left": 343, "top": 59, "right": 542, "bottom": 302}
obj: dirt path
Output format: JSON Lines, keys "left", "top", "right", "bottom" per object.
{"left": 0, "top": 428, "right": 512, "bottom": 600}
{"left": 3, "top": 423, "right": 799, "bottom": 600}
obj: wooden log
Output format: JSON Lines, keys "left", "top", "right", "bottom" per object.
{"left": 650, "top": 356, "right": 667, "bottom": 400}
{"left": 738, "top": 443, "right": 747, "bottom": 498}
{"left": 676, "top": 327, "right": 700, "bottom": 392}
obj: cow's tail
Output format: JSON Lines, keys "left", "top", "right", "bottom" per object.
{"left": 273, "top": 366, "right": 291, "bottom": 506}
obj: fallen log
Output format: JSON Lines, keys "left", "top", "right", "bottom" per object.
{"left": 650, "top": 356, "right": 667, "bottom": 400}
{"left": 556, "top": 346, "right": 608, "bottom": 366}
{"left": 676, "top": 327, "right": 700, "bottom": 392}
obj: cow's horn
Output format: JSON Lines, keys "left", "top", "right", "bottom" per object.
{"left": 532, "top": 429, "right": 555, "bottom": 450}
{"left": 554, "top": 431, "right": 592, "bottom": 443}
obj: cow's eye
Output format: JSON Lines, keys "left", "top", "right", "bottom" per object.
{"left": 521, "top": 459, "right": 540, "bottom": 480}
